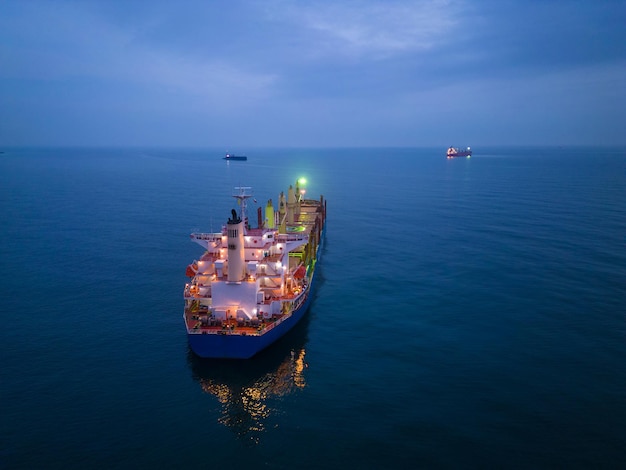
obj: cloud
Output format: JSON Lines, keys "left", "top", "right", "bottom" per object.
{"left": 0, "top": 1, "right": 278, "bottom": 108}
{"left": 264, "top": 0, "right": 466, "bottom": 60}
{"left": 1, "top": 0, "right": 624, "bottom": 146}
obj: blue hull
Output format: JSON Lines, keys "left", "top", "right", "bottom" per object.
{"left": 188, "top": 271, "right": 318, "bottom": 359}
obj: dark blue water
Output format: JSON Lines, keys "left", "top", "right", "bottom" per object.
{"left": 1, "top": 147, "right": 625, "bottom": 469}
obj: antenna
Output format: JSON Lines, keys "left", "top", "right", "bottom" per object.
{"left": 233, "top": 186, "right": 253, "bottom": 232}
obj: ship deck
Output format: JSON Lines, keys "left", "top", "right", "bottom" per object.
{"left": 186, "top": 314, "right": 287, "bottom": 337}
{"left": 184, "top": 195, "right": 325, "bottom": 341}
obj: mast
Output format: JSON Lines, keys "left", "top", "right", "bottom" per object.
{"left": 233, "top": 186, "right": 253, "bottom": 233}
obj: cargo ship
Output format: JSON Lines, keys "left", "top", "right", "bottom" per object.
{"left": 183, "top": 179, "right": 326, "bottom": 359}
{"left": 223, "top": 153, "right": 247, "bottom": 161}
{"left": 447, "top": 146, "right": 472, "bottom": 158}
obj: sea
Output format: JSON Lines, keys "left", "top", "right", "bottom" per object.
{"left": 1, "top": 146, "right": 625, "bottom": 469}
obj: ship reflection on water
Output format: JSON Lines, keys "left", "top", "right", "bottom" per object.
{"left": 187, "top": 323, "right": 310, "bottom": 443}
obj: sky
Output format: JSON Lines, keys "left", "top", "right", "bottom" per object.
{"left": 1, "top": 0, "right": 625, "bottom": 147}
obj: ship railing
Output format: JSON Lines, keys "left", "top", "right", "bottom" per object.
{"left": 276, "top": 233, "right": 308, "bottom": 242}
{"left": 261, "top": 312, "right": 290, "bottom": 333}
{"left": 187, "top": 327, "right": 262, "bottom": 337}
{"left": 191, "top": 232, "right": 223, "bottom": 242}
{"left": 187, "top": 300, "right": 305, "bottom": 336}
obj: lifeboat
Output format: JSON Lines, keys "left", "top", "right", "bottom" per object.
{"left": 293, "top": 265, "right": 306, "bottom": 279}
{"left": 186, "top": 263, "right": 198, "bottom": 277}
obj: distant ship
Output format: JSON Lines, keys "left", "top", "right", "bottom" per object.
{"left": 183, "top": 179, "right": 327, "bottom": 359}
{"left": 447, "top": 146, "right": 472, "bottom": 158}
{"left": 223, "top": 153, "right": 247, "bottom": 161}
